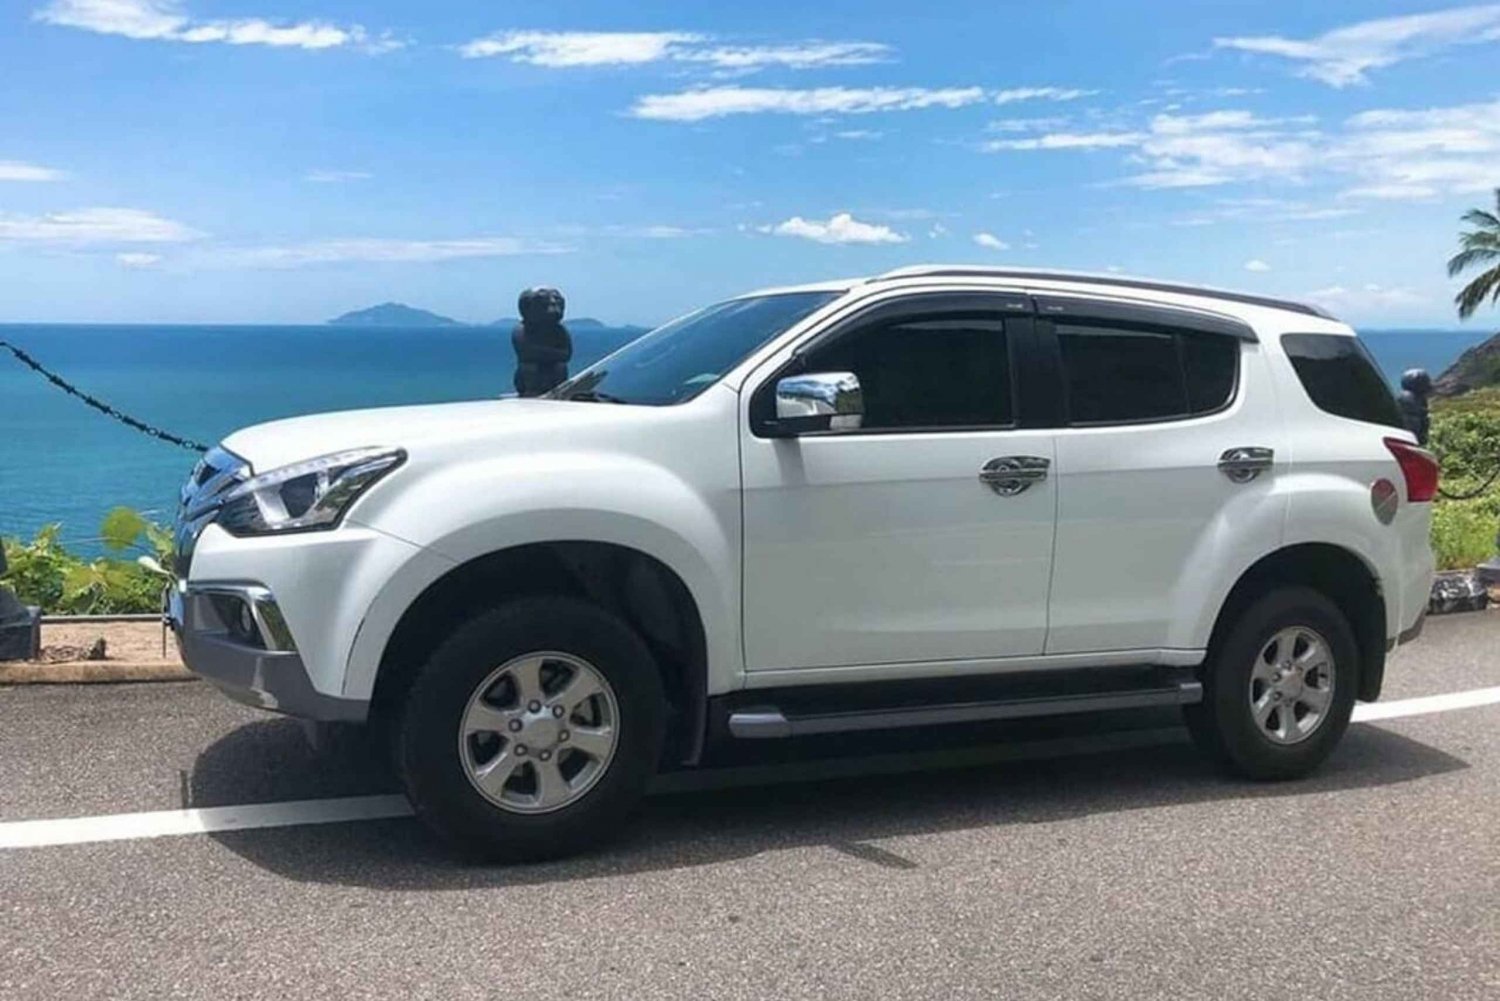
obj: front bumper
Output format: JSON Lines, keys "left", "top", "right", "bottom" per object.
{"left": 167, "top": 583, "right": 368, "bottom": 722}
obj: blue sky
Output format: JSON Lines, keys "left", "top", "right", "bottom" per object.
{"left": 1, "top": 1, "right": 1498, "bottom": 327}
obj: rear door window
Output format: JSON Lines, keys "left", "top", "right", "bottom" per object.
{"left": 1056, "top": 323, "right": 1239, "bottom": 425}
{"left": 1281, "top": 333, "right": 1405, "bottom": 429}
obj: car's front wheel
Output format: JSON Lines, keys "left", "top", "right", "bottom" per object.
{"left": 1185, "top": 586, "right": 1358, "bottom": 780}
{"left": 396, "top": 596, "right": 665, "bottom": 861}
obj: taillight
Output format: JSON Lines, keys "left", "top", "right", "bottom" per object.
{"left": 1384, "top": 437, "right": 1439, "bottom": 502}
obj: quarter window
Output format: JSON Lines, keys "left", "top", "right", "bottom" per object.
{"left": 1281, "top": 333, "right": 1405, "bottom": 429}
{"left": 1057, "top": 323, "right": 1239, "bottom": 425}
{"left": 801, "top": 315, "right": 1013, "bottom": 430}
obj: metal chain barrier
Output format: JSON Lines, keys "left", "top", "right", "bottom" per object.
{"left": 1437, "top": 461, "right": 1500, "bottom": 501}
{"left": 1, "top": 339, "right": 209, "bottom": 453}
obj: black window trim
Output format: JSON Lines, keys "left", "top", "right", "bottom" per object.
{"left": 1037, "top": 310, "right": 1244, "bottom": 429}
{"left": 749, "top": 291, "right": 1036, "bottom": 439}
{"left": 1033, "top": 295, "right": 1259, "bottom": 342}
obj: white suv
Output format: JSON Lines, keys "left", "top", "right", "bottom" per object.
{"left": 169, "top": 266, "right": 1436, "bottom": 860}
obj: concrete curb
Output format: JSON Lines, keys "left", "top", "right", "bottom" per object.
{"left": 0, "top": 661, "right": 195, "bottom": 685}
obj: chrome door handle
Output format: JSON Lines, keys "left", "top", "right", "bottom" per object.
{"left": 1218, "top": 447, "right": 1274, "bottom": 483}
{"left": 979, "top": 456, "right": 1050, "bottom": 496}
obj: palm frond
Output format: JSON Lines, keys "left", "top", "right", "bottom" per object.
{"left": 1454, "top": 266, "right": 1500, "bottom": 319}
{"left": 1447, "top": 246, "right": 1500, "bottom": 277}
{"left": 1459, "top": 208, "right": 1500, "bottom": 231}
{"left": 1457, "top": 231, "right": 1500, "bottom": 251}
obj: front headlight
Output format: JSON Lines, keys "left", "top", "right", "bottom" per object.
{"left": 215, "top": 447, "right": 405, "bottom": 536}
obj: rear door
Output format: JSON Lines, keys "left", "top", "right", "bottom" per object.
{"left": 1038, "top": 297, "right": 1286, "bottom": 654}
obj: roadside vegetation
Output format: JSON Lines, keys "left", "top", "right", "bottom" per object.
{"left": 1433, "top": 188, "right": 1500, "bottom": 570}
{"left": 1429, "top": 393, "right": 1500, "bottom": 570}
{"left": 1, "top": 508, "right": 172, "bottom": 614}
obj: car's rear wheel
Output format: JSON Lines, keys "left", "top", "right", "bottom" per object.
{"left": 1185, "top": 586, "right": 1358, "bottom": 780}
{"left": 396, "top": 596, "right": 665, "bottom": 861}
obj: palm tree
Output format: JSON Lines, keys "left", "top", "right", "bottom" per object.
{"left": 1448, "top": 188, "right": 1500, "bottom": 318}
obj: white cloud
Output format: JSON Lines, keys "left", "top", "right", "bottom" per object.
{"left": 1305, "top": 283, "right": 1427, "bottom": 311}
{"left": 928, "top": 223, "right": 949, "bottom": 238}
{"left": 0, "top": 207, "right": 202, "bottom": 243}
{"left": 216, "top": 237, "right": 567, "bottom": 268}
{"left": 1244, "top": 258, "right": 1270, "bottom": 272}
{"left": 458, "top": 30, "right": 891, "bottom": 72}
{"left": 987, "top": 116, "right": 1071, "bottom": 133}
{"left": 759, "top": 212, "right": 907, "bottom": 245}
{"left": 679, "top": 41, "right": 893, "bottom": 71}
{"left": 985, "top": 131, "right": 1144, "bottom": 151}
{"left": 0, "top": 159, "right": 65, "bottom": 181}
{"left": 1336, "top": 98, "right": 1500, "bottom": 199}
{"left": 35, "top": 0, "right": 397, "bottom": 52}
{"left": 988, "top": 96, "right": 1499, "bottom": 199}
{"left": 982, "top": 106, "right": 1331, "bottom": 189}
{"left": 116, "top": 251, "right": 162, "bottom": 267}
{"left": 993, "top": 87, "right": 1098, "bottom": 105}
{"left": 459, "top": 30, "right": 700, "bottom": 64}
{"left": 832, "top": 129, "right": 883, "bottom": 140}
{"left": 1213, "top": 5, "right": 1500, "bottom": 87}
{"left": 304, "top": 169, "right": 372, "bottom": 183}
{"left": 630, "top": 85, "right": 988, "bottom": 122}
{"left": 973, "top": 232, "right": 1010, "bottom": 250}
{"left": 1172, "top": 199, "right": 1362, "bottom": 226}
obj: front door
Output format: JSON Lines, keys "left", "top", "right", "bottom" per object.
{"left": 740, "top": 295, "right": 1057, "bottom": 674}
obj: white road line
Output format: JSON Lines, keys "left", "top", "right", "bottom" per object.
{"left": 0, "top": 794, "right": 413, "bottom": 850}
{"left": 1351, "top": 685, "right": 1500, "bottom": 722}
{"left": 3, "top": 685, "right": 1498, "bottom": 852}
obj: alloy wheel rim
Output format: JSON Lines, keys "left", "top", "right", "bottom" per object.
{"left": 1248, "top": 626, "right": 1336, "bottom": 746}
{"left": 458, "top": 651, "right": 620, "bottom": 814}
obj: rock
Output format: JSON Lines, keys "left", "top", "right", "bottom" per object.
{"left": 1432, "top": 330, "right": 1500, "bottom": 397}
{"left": 1428, "top": 570, "right": 1490, "bottom": 614}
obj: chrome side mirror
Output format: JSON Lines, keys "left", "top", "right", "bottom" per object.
{"left": 771, "top": 372, "right": 863, "bottom": 437}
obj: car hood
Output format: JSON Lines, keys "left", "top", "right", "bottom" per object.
{"left": 220, "top": 397, "right": 673, "bottom": 472}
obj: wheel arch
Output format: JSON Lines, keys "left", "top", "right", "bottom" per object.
{"left": 368, "top": 541, "right": 711, "bottom": 765}
{"left": 1205, "top": 543, "right": 1387, "bottom": 702}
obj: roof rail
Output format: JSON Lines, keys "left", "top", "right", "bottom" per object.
{"left": 871, "top": 265, "right": 1336, "bottom": 320}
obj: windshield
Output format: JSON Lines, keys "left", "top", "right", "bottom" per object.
{"left": 549, "top": 291, "right": 841, "bottom": 406}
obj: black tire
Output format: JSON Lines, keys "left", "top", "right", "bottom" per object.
{"left": 395, "top": 596, "right": 666, "bottom": 862}
{"left": 1185, "top": 586, "right": 1358, "bottom": 780}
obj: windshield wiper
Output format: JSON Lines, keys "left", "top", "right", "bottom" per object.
{"left": 565, "top": 389, "right": 631, "bottom": 404}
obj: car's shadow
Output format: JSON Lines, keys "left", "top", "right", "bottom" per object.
{"left": 191, "top": 710, "right": 1469, "bottom": 890}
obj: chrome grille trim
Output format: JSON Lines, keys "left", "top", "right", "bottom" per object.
{"left": 175, "top": 446, "right": 250, "bottom": 576}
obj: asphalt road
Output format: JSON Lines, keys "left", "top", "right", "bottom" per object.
{"left": 2, "top": 611, "right": 1497, "bottom": 1000}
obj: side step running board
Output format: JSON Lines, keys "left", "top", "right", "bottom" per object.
{"left": 727, "top": 680, "right": 1202, "bottom": 739}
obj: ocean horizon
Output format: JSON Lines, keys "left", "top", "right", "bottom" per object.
{"left": 2, "top": 322, "right": 1493, "bottom": 553}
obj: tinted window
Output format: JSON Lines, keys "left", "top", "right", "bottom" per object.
{"left": 553, "top": 291, "right": 839, "bottom": 406}
{"left": 1058, "top": 324, "right": 1238, "bottom": 424}
{"left": 1282, "top": 333, "right": 1404, "bottom": 429}
{"left": 804, "top": 315, "right": 1012, "bottom": 429}
{"left": 1182, "top": 334, "right": 1239, "bottom": 414}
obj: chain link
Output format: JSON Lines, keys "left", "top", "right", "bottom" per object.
{"left": 1437, "top": 463, "right": 1500, "bottom": 501}
{"left": 1, "top": 339, "right": 209, "bottom": 453}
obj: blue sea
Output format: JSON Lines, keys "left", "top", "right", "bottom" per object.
{"left": 0, "top": 323, "right": 1490, "bottom": 553}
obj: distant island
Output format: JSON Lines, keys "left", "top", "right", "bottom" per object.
{"left": 327, "top": 303, "right": 461, "bottom": 327}
{"left": 327, "top": 303, "right": 647, "bottom": 334}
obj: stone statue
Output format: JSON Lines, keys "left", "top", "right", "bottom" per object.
{"left": 0, "top": 545, "right": 41, "bottom": 661}
{"left": 511, "top": 287, "right": 572, "bottom": 397}
{"left": 1397, "top": 368, "right": 1432, "bottom": 445}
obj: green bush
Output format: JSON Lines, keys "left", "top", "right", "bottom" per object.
{"left": 1429, "top": 400, "right": 1500, "bottom": 569}
{"left": 1, "top": 507, "right": 173, "bottom": 615}
{"left": 1431, "top": 501, "right": 1498, "bottom": 570}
